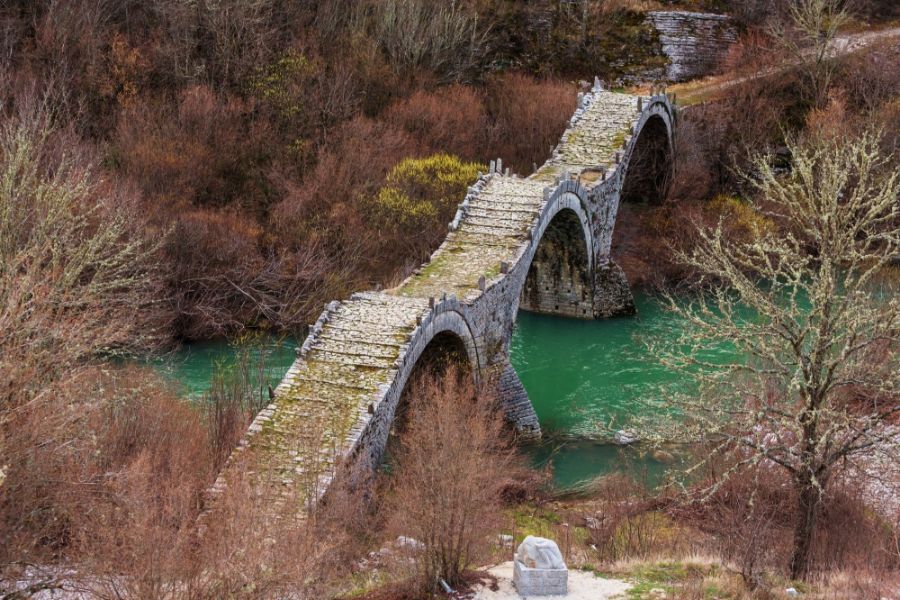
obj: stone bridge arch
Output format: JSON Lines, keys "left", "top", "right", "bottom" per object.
{"left": 209, "top": 84, "right": 677, "bottom": 516}
{"left": 353, "top": 298, "right": 482, "bottom": 471}
{"left": 520, "top": 187, "right": 594, "bottom": 318}
{"left": 620, "top": 104, "right": 675, "bottom": 205}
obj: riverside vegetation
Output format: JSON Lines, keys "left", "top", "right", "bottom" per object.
{"left": 1, "top": 0, "right": 899, "bottom": 598}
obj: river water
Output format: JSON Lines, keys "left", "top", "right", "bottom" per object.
{"left": 150, "top": 292, "right": 693, "bottom": 489}
{"left": 511, "top": 293, "right": 688, "bottom": 488}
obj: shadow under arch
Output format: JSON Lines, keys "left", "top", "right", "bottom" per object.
{"left": 621, "top": 113, "right": 673, "bottom": 205}
{"left": 385, "top": 329, "right": 474, "bottom": 467}
{"left": 520, "top": 206, "right": 593, "bottom": 319}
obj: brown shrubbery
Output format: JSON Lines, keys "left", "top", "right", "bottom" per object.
{"left": 0, "top": 348, "right": 359, "bottom": 598}
{"left": 115, "top": 86, "right": 272, "bottom": 211}
{"left": 1, "top": 368, "right": 213, "bottom": 594}
{"left": 666, "top": 461, "right": 900, "bottom": 588}
{"left": 384, "top": 366, "right": 525, "bottom": 594}
{"left": 2, "top": 1, "right": 582, "bottom": 342}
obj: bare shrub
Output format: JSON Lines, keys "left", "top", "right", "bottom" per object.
{"left": 0, "top": 100, "right": 164, "bottom": 409}
{"left": 147, "top": 0, "right": 298, "bottom": 89}
{"left": 271, "top": 116, "right": 418, "bottom": 285}
{"left": 162, "top": 208, "right": 336, "bottom": 339}
{"left": 204, "top": 334, "right": 289, "bottom": 468}
{"left": 484, "top": 74, "right": 575, "bottom": 176}
{"left": 162, "top": 209, "right": 264, "bottom": 339}
{"left": 385, "top": 85, "right": 487, "bottom": 161}
{"left": 194, "top": 452, "right": 368, "bottom": 600}
{"left": 769, "top": 0, "right": 850, "bottom": 108}
{"left": 582, "top": 474, "right": 687, "bottom": 564}
{"left": 839, "top": 38, "right": 900, "bottom": 115}
{"left": 669, "top": 459, "right": 899, "bottom": 590}
{"left": 386, "top": 366, "right": 520, "bottom": 593}
{"left": 811, "top": 479, "right": 899, "bottom": 573}
{"left": 115, "top": 85, "right": 269, "bottom": 210}
{"left": 0, "top": 368, "right": 214, "bottom": 594}
{"left": 668, "top": 69, "right": 799, "bottom": 200}
{"left": 373, "top": 0, "right": 488, "bottom": 82}
{"left": 694, "top": 467, "right": 792, "bottom": 589}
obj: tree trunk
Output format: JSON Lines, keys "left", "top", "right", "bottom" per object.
{"left": 789, "top": 474, "right": 821, "bottom": 580}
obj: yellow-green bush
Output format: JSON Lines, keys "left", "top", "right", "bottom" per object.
{"left": 248, "top": 50, "right": 314, "bottom": 122}
{"left": 372, "top": 154, "right": 483, "bottom": 234}
{"left": 707, "top": 194, "right": 774, "bottom": 239}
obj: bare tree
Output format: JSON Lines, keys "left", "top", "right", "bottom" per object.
{"left": 0, "top": 98, "right": 165, "bottom": 409}
{"left": 387, "top": 366, "right": 518, "bottom": 593}
{"left": 648, "top": 130, "right": 899, "bottom": 580}
{"left": 148, "top": 0, "right": 291, "bottom": 88}
{"left": 374, "top": 0, "right": 489, "bottom": 82}
{"left": 770, "top": 0, "right": 850, "bottom": 107}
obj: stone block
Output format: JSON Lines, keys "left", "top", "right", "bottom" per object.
{"left": 513, "top": 557, "right": 568, "bottom": 596}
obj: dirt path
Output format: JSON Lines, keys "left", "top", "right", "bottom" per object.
{"left": 663, "top": 25, "right": 900, "bottom": 105}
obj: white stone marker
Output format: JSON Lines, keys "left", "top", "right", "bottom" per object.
{"left": 513, "top": 535, "right": 568, "bottom": 596}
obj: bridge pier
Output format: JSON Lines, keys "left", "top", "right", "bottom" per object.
{"left": 495, "top": 357, "right": 541, "bottom": 439}
{"left": 592, "top": 260, "right": 636, "bottom": 317}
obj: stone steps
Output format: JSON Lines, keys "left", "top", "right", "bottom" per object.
{"left": 461, "top": 214, "right": 533, "bottom": 231}
{"left": 465, "top": 204, "right": 539, "bottom": 219}
{"left": 458, "top": 224, "right": 530, "bottom": 239}
{"left": 312, "top": 335, "right": 404, "bottom": 354}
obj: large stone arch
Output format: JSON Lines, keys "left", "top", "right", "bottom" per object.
{"left": 519, "top": 190, "right": 594, "bottom": 319}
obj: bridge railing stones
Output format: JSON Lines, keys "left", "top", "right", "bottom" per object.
{"left": 210, "top": 85, "right": 675, "bottom": 518}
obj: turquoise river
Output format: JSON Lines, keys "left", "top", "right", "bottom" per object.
{"left": 150, "top": 292, "right": 697, "bottom": 489}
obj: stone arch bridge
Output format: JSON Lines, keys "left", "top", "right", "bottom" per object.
{"left": 211, "top": 83, "right": 675, "bottom": 511}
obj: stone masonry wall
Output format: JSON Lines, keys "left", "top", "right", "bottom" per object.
{"left": 520, "top": 208, "right": 594, "bottom": 319}
{"left": 647, "top": 11, "right": 738, "bottom": 82}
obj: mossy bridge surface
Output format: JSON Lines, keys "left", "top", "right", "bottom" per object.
{"left": 211, "top": 83, "right": 676, "bottom": 512}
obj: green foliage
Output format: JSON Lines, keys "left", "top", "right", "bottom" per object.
{"left": 248, "top": 50, "right": 314, "bottom": 123}
{"left": 706, "top": 194, "right": 774, "bottom": 239}
{"left": 371, "top": 154, "right": 483, "bottom": 233}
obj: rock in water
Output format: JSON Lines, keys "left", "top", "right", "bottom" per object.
{"left": 614, "top": 429, "right": 639, "bottom": 445}
{"left": 515, "top": 535, "right": 566, "bottom": 570}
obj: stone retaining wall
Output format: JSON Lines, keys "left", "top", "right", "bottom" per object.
{"left": 647, "top": 11, "right": 738, "bottom": 81}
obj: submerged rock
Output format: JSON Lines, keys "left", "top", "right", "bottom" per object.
{"left": 614, "top": 429, "right": 639, "bottom": 445}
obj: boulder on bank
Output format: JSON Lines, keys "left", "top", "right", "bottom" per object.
{"left": 515, "top": 535, "right": 566, "bottom": 570}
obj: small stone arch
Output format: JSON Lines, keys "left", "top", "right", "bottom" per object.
{"left": 620, "top": 108, "right": 674, "bottom": 205}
